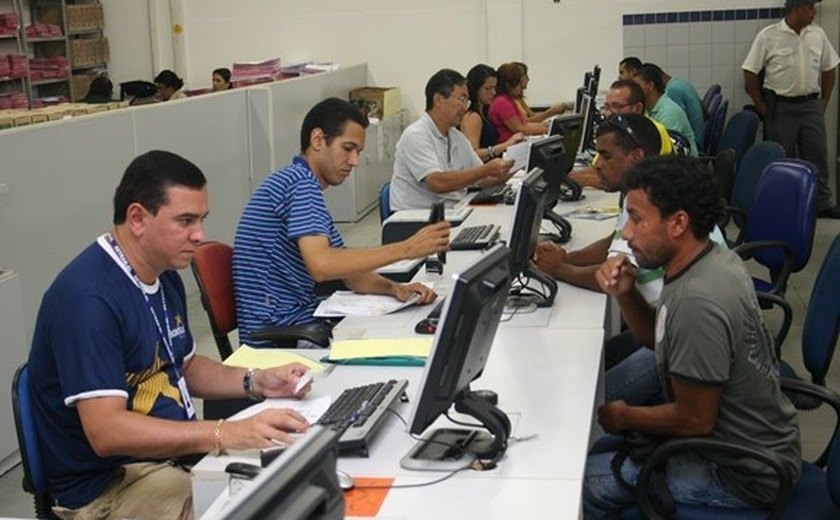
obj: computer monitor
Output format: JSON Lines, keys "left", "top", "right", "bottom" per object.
{"left": 589, "top": 65, "right": 601, "bottom": 96}
{"left": 403, "top": 244, "right": 513, "bottom": 470}
{"left": 548, "top": 113, "right": 584, "bottom": 174}
{"left": 218, "top": 425, "right": 344, "bottom": 520}
{"left": 505, "top": 167, "right": 558, "bottom": 308}
{"left": 527, "top": 134, "right": 575, "bottom": 243}
{"left": 578, "top": 93, "right": 597, "bottom": 154}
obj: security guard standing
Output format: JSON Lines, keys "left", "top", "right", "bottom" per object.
{"left": 743, "top": 0, "right": 840, "bottom": 218}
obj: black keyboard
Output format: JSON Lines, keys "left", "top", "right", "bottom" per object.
{"left": 317, "top": 379, "right": 408, "bottom": 455}
{"left": 450, "top": 224, "right": 501, "bottom": 250}
{"left": 470, "top": 185, "right": 511, "bottom": 204}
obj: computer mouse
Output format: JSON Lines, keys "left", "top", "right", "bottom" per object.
{"left": 336, "top": 469, "right": 355, "bottom": 491}
{"left": 414, "top": 318, "right": 437, "bottom": 335}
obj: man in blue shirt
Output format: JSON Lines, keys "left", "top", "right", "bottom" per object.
{"left": 28, "top": 151, "right": 314, "bottom": 519}
{"left": 634, "top": 64, "right": 699, "bottom": 157}
{"left": 233, "top": 98, "right": 449, "bottom": 346}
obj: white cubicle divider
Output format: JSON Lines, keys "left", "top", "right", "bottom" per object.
{"left": 0, "top": 110, "right": 137, "bottom": 341}
{"left": 0, "top": 63, "right": 372, "bottom": 347}
{"left": 132, "top": 90, "right": 254, "bottom": 247}
{"left": 257, "top": 64, "right": 368, "bottom": 186}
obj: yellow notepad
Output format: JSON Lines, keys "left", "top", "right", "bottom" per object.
{"left": 328, "top": 338, "right": 434, "bottom": 361}
{"left": 223, "top": 345, "right": 324, "bottom": 372}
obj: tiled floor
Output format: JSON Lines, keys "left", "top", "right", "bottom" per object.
{"left": 0, "top": 207, "right": 837, "bottom": 518}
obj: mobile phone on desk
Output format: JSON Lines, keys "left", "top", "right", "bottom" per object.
{"left": 426, "top": 201, "right": 446, "bottom": 274}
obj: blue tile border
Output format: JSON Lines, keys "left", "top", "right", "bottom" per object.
{"left": 623, "top": 7, "right": 782, "bottom": 26}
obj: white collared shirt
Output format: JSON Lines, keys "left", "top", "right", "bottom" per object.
{"left": 742, "top": 19, "right": 839, "bottom": 97}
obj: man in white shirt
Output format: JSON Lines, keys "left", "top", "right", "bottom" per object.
{"left": 390, "top": 69, "right": 513, "bottom": 210}
{"left": 743, "top": 0, "right": 840, "bottom": 218}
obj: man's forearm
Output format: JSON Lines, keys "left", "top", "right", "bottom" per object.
{"left": 615, "top": 288, "right": 656, "bottom": 346}
{"left": 550, "top": 263, "right": 601, "bottom": 292}
{"left": 821, "top": 69, "right": 836, "bottom": 106}
{"left": 344, "top": 271, "right": 397, "bottom": 297}
{"left": 424, "top": 166, "right": 486, "bottom": 193}
{"left": 617, "top": 402, "right": 708, "bottom": 437}
{"left": 184, "top": 354, "right": 248, "bottom": 399}
{"left": 566, "top": 235, "right": 612, "bottom": 266}
{"left": 743, "top": 71, "right": 765, "bottom": 111}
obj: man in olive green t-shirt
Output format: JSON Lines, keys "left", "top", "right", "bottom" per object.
{"left": 583, "top": 156, "right": 800, "bottom": 518}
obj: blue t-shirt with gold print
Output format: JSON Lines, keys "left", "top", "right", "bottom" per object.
{"left": 28, "top": 235, "right": 196, "bottom": 509}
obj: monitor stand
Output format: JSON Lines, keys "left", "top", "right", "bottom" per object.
{"left": 400, "top": 392, "right": 511, "bottom": 472}
{"left": 507, "top": 266, "right": 558, "bottom": 309}
{"left": 542, "top": 209, "right": 573, "bottom": 244}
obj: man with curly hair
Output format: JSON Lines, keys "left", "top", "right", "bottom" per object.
{"left": 583, "top": 156, "right": 800, "bottom": 517}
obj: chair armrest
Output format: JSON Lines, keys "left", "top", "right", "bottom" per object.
{"left": 733, "top": 240, "right": 795, "bottom": 295}
{"left": 756, "top": 292, "right": 793, "bottom": 358}
{"left": 636, "top": 437, "right": 794, "bottom": 520}
{"left": 721, "top": 205, "right": 748, "bottom": 246}
{"left": 780, "top": 378, "right": 840, "bottom": 467}
{"left": 251, "top": 323, "right": 331, "bottom": 348}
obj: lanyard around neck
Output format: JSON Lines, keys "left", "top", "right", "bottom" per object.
{"left": 106, "top": 233, "right": 183, "bottom": 380}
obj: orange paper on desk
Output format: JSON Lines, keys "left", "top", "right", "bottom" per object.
{"left": 344, "top": 477, "right": 394, "bottom": 517}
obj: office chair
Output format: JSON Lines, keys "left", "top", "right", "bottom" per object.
{"left": 733, "top": 159, "right": 817, "bottom": 297}
{"left": 760, "top": 235, "right": 840, "bottom": 413}
{"left": 190, "top": 241, "right": 330, "bottom": 360}
{"left": 12, "top": 364, "right": 58, "bottom": 519}
{"left": 705, "top": 98, "right": 728, "bottom": 156}
{"left": 379, "top": 181, "right": 393, "bottom": 223}
{"left": 726, "top": 141, "right": 786, "bottom": 244}
{"left": 712, "top": 148, "right": 736, "bottom": 204}
{"left": 702, "top": 84, "right": 722, "bottom": 116}
{"left": 701, "top": 91, "right": 722, "bottom": 153}
{"left": 717, "top": 109, "right": 759, "bottom": 171}
{"left": 620, "top": 379, "right": 840, "bottom": 519}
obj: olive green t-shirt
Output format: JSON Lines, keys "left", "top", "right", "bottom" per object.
{"left": 655, "top": 244, "right": 800, "bottom": 506}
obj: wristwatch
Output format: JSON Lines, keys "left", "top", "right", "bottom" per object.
{"left": 242, "top": 368, "right": 264, "bottom": 401}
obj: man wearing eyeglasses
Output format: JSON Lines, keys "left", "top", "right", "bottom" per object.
{"left": 390, "top": 68, "right": 514, "bottom": 211}
{"left": 569, "top": 80, "right": 673, "bottom": 189}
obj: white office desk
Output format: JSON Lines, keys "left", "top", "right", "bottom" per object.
{"left": 339, "top": 189, "right": 620, "bottom": 336}
{"left": 195, "top": 328, "right": 604, "bottom": 519}
{"left": 194, "top": 188, "right": 618, "bottom": 518}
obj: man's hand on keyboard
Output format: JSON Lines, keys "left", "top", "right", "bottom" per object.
{"left": 223, "top": 409, "right": 310, "bottom": 450}
{"left": 394, "top": 282, "right": 437, "bottom": 305}
{"left": 403, "top": 220, "right": 450, "bottom": 258}
{"left": 252, "top": 363, "right": 313, "bottom": 399}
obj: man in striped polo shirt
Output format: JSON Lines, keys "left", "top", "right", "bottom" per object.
{"left": 233, "top": 98, "right": 450, "bottom": 347}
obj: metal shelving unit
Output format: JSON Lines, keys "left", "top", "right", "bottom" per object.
{"left": 22, "top": 0, "right": 107, "bottom": 104}
{"left": 0, "top": 0, "right": 30, "bottom": 108}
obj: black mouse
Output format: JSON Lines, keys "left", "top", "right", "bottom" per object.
{"left": 415, "top": 318, "right": 437, "bottom": 334}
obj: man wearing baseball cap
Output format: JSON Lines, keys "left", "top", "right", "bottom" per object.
{"left": 743, "top": 0, "right": 840, "bottom": 218}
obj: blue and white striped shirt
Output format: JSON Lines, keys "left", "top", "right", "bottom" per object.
{"left": 232, "top": 157, "right": 343, "bottom": 346}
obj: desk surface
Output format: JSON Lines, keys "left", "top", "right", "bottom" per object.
{"left": 194, "top": 189, "right": 618, "bottom": 519}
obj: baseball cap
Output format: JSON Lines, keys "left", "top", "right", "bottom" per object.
{"left": 785, "top": 0, "right": 820, "bottom": 9}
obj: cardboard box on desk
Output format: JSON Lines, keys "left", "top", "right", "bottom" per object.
{"left": 349, "top": 86, "right": 401, "bottom": 120}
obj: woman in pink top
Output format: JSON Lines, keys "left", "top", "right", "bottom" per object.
{"left": 488, "top": 63, "right": 546, "bottom": 142}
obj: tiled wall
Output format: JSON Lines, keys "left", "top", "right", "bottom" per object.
{"left": 622, "top": 8, "right": 784, "bottom": 118}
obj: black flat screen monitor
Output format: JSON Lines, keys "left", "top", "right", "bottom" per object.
{"left": 404, "top": 244, "right": 513, "bottom": 468}
{"left": 589, "top": 65, "right": 601, "bottom": 96}
{"left": 527, "top": 135, "right": 569, "bottom": 210}
{"left": 505, "top": 167, "right": 558, "bottom": 307}
{"left": 578, "top": 93, "right": 597, "bottom": 154}
{"left": 548, "top": 113, "right": 584, "bottom": 180}
{"left": 219, "top": 425, "right": 344, "bottom": 520}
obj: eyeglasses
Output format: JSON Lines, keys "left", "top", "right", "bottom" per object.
{"left": 600, "top": 102, "right": 631, "bottom": 114}
{"left": 450, "top": 95, "right": 470, "bottom": 108}
{"left": 596, "top": 114, "right": 642, "bottom": 148}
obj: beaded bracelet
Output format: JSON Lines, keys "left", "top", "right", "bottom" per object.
{"left": 211, "top": 418, "right": 225, "bottom": 456}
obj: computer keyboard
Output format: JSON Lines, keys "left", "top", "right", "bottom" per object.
{"left": 317, "top": 379, "right": 408, "bottom": 455}
{"left": 449, "top": 224, "right": 501, "bottom": 251}
{"left": 470, "top": 185, "right": 511, "bottom": 204}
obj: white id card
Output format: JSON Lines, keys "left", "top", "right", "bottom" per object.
{"left": 177, "top": 376, "right": 196, "bottom": 419}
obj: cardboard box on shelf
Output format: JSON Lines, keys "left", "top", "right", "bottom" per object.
{"left": 349, "top": 87, "right": 401, "bottom": 121}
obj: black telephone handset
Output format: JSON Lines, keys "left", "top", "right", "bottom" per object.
{"left": 426, "top": 202, "right": 446, "bottom": 273}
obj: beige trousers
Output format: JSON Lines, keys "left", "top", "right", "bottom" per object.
{"left": 52, "top": 462, "right": 193, "bottom": 520}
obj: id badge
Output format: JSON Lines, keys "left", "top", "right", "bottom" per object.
{"left": 177, "top": 376, "right": 196, "bottom": 419}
